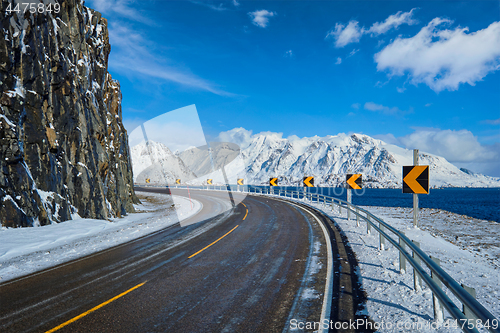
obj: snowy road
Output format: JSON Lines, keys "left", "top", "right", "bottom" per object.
{"left": 0, "top": 188, "right": 339, "bottom": 333}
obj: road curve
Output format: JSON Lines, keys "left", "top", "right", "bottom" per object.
{"left": 0, "top": 188, "right": 335, "bottom": 333}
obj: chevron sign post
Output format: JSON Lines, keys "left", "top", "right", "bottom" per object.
{"left": 237, "top": 178, "right": 244, "bottom": 192}
{"left": 403, "top": 149, "right": 430, "bottom": 228}
{"left": 345, "top": 174, "right": 362, "bottom": 220}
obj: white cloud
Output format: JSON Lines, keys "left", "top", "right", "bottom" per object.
{"left": 373, "top": 133, "right": 400, "bottom": 145}
{"left": 108, "top": 24, "right": 232, "bottom": 96}
{"left": 366, "top": 9, "right": 418, "bottom": 35}
{"left": 348, "top": 49, "right": 360, "bottom": 57}
{"left": 484, "top": 118, "right": 500, "bottom": 125}
{"left": 351, "top": 103, "right": 360, "bottom": 109}
{"left": 377, "top": 128, "right": 500, "bottom": 176}
{"left": 396, "top": 87, "right": 406, "bottom": 93}
{"left": 335, "top": 57, "right": 342, "bottom": 65}
{"left": 325, "top": 9, "right": 417, "bottom": 48}
{"left": 326, "top": 20, "right": 363, "bottom": 48}
{"left": 232, "top": 0, "right": 240, "bottom": 7}
{"left": 218, "top": 128, "right": 254, "bottom": 149}
{"left": 364, "top": 102, "right": 412, "bottom": 116}
{"left": 424, "top": 103, "right": 432, "bottom": 107}
{"left": 248, "top": 10, "right": 277, "bottom": 28}
{"left": 87, "top": 0, "right": 153, "bottom": 25}
{"left": 400, "top": 128, "right": 488, "bottom": 162}
{"left": 375, "top": 19, "right": 500, "bottom": 92}
{"left": 190, "top": 1, "right": 227, "bottom": 11}
{"left": 284, "top": 50, "right": 293, "bottom": 58}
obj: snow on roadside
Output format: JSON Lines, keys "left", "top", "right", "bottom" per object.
{"left": 266, "top": 194, "right": 500, "bottom": 332}
{"left": 0, "top": 192, "right": 201, "bottom": 282}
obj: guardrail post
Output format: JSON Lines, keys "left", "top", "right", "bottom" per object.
{"left": 366, "top": 215, "right": 371, "bottom": 234}
{"left": 356, "top": 207, "right": 360, "bottom": 227}
{"left": 347, "top": 203, "right": 351, "bottom": 221}
{"left": 461, "top": 284, "right": 477, "bottom": 323}
{"left": 399, "top": 232, "right": 406, "bottom": 273}
{"left": 412, "top": 241, "right": 422, "bottom": 292}
{"left": 338, "top": 203, "right": 342, "bottom": 214}
{"left": 430, "top": 256, "right": 444, "bottom": 323}
{"left": 379, "top": 224, "right": 385, "bottom": 250}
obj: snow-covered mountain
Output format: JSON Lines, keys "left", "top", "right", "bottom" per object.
{"left": 232, "top": 131, "right": 500, "bottom": 188}
{"left": 130, "top": 141, "right": 196, "bottom": 184}
{"left": 131, "top": 131, "right": 500, "bottom": 188}
{"left": 178, "top": 142, "right": 240, "bottom": 177}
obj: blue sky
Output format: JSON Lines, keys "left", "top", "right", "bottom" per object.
{"left": 87, "top": 0, "right": 500, "bottom": 176}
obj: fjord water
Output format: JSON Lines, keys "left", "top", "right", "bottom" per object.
{"left": 245, "top": 186, "right": 500, "bottom": 222}
{"left": 345, "top": 187, "right": 500, "bottom": 223}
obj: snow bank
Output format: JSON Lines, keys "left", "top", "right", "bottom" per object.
{"left": 264, "top": 194, "right": 500, "bottom": 332}
{"left": 0, "top": 193, "right": 201, "bottom": 282}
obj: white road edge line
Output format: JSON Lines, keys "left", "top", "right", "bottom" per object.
{"left": 251, "top": 193, "right": 333, "bottom": 333}
{"left": 283, "top": 201, "right": 333, "bottom": 333}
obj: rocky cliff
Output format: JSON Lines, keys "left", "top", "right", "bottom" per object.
{"left": 0, "top": 0, "right": 138, "bottom": 227}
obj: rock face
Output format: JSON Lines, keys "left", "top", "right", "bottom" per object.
{"left": 0, "top": 0, "right": 138, "bottom": 227}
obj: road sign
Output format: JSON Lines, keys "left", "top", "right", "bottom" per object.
{"left": 269, "top": 178, "right": 278, "bottom": 186}
{"left": 145, "top": 178, "right": 150, "bottom": 184}
{"left": 346, "top": 174, "right": 362, "bottom": 189}
{"left": 176, "top": 179, "right": 181, "bottom": 185}
{"left": 403, "top": 166, "right": 429, "bottom": 194}
{"left": 237, "top": 179, "right": 244, "bottom": 185}
{"left": 207, "top": 179, "right": 213, "bottom": 185}
{"left": 303, "top": 176, "right": 314, "bottom": 187}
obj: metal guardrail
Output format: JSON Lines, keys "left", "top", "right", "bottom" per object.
{"left": 141, "top": 184, "right": 499, "bottom": 333}
{"left": 253, "top": 188, "right": 499, "bottom": 333}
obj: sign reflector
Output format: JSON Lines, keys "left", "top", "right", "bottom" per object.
{"left": 303, "top": 176, "right": 314, "bottom": 187}
{"left": 176, "top": 179, "right": 181, "bottom": 185}
{"left": 269, "top": 178, "right": 278, "bottom": 186}
{"left": 237, "top": 179, "right": 244, "bottom": 185}
{"left": 145, "top": 178, "right": 150, "bottom": 184}
{"left": 207, "top": 179, "right": 213, "bottom": 185}
{"left": 346, "top": 174, "right": 362, "bottom": 189}
{"left": 403, "top": 166, "right": 429, "bottom": 194}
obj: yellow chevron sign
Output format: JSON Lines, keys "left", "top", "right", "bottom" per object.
{"left": 346, "top": 174, "right": 362, "bottom": 190}
{"left": 269, "top": 178, "right": 278, "bottom": 186}
{"left": 145, "top": 178, "right": 150, "bottom": 184}
{"left": 176, "top": 179, "right": 181, "bottom": 185}
{"left": 403, "top": 166, "right": 429, "bottom": 194}
{"left": 237, "top": 179, "right": 244, "bottom": 186}
{"left": 303, "top": 176, "right": 314, "bottom": 187}
{"left": 207, "top": 179, "right": 213, "bottom": 185}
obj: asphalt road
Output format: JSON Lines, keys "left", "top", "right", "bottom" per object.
{"left": 0, "top": 188, "right": 339, "bottom": 333}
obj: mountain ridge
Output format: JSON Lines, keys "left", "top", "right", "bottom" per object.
{"left": 131, "top": 129, "right": 500, "bottom": 188}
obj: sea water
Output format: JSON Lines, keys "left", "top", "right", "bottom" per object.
{"left": 244, "top": 186, "right": 500, "bottom": 223}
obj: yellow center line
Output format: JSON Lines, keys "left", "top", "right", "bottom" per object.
{"left": 241, "top": 202, "right": 248, "bottom": 220}
{"left": 188, "top": 225, "right": 239, "bottom": 259}
{"left": 45, "top": 281, "right": 147, "bottom": 333}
